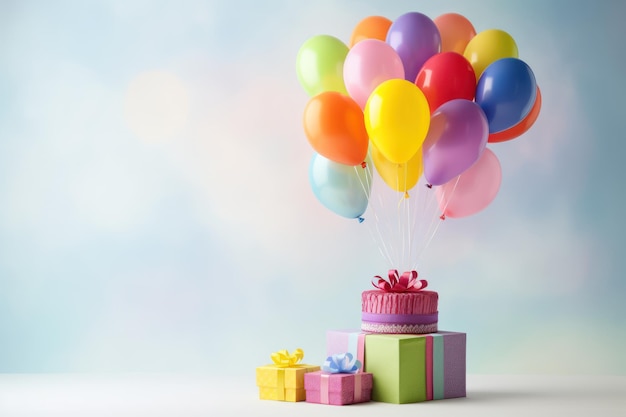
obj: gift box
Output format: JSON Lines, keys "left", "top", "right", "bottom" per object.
{"left": 326, "top": 330, "right": 466, "bottom": 404}
{"left": 326, "top": 329, "right": 366, "bottom": 365}
{"left": 256, "top": 349, "right": 320, "bottom": 402}
{"left": 365, "top": 332, "right": 466, "bottom": 403}
{"left": 305, "top": 371, "right": 373, "bottom": 405}
{"left": 304, "top": 352, "right": 372, "bottom": 405}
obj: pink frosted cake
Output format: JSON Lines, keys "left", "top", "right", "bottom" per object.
{"left": 361, "top": 270, "right": 438, "bottom": 334}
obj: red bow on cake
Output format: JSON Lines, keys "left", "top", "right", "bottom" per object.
{"left": 372, "top": 269, "right": 428, "bottom": 292}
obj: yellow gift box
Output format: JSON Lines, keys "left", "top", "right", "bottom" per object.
{"left": 256, "top": 348, "right": 320, "bottom": 402}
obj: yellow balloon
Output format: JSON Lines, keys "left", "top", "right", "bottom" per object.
{"left": 364, "top": 79, "right": 430, "bottom": 164}
{"left": 463, "top": 29, "right": 518, "bottom": 80}
{"left": 371, "top": 143, "right": 423, "bottom": 192}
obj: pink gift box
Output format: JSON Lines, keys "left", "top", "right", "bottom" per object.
{"left": 304, "top": 371, "right": 373, "bottom": 405}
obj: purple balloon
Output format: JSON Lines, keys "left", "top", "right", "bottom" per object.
{"left": 386, "top": 12, "right": 441, "bottom": 82}
{"left": 422, "top": 99, "right": 489, "bottom": 186}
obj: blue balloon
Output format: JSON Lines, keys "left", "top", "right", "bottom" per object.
{"left": 309, "top": 153, "right": 372, "bottom": 219}
{"left": 475, "top": 58, "right": 537, "bottom": 134}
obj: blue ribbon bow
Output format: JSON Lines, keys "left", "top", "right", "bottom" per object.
{"left": 322, "top": 352, "right": 361, "bottom": 374}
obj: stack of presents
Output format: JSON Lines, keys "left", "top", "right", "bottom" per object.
{"left": 256, "top": 270, "right": 466, "bottom": 405}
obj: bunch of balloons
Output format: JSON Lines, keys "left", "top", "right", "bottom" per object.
{"left": 297, "top": 11, "right": 540, "bottom": 221}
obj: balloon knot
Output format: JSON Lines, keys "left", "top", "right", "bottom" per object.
{"left": 439, "top": 214, "right": 446, "bottom": 220}
{"left": 361, "top": 161, "right": 367, "bottom": 169}
{"left": 426, "top": 184, "right": 433, "bottom": 189}
{"left": 358, "top": 217, "right": 365, "bottom": 223}
{"left": 404, "top": 192, "right": 409, "bottom": 199}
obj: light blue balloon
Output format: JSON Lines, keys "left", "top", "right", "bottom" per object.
{"left": 309, "top": 153, "right": 372, "bottom": 219}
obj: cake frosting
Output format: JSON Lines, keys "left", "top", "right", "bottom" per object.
{"left": 361, "top": 270, "right": 438, "bottom": 334}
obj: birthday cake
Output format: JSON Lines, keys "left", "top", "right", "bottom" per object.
{"left": 361, "top": 270, "right": 438, "bottom": 334}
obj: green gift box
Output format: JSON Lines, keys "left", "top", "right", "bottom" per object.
{"left": 365, "top": 334, "right": 427, "bottom": 404}
{"left": 364, "top": 332, "right": 466, "bottom": 404}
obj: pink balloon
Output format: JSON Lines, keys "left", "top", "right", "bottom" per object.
{"left": 435, "top": 148, "right": 501, "bottom": 218}
{"left": 422, "top": 99, "right": 488, "bottom": 186}
{"left": 343, "top": 39, "right": 405, "bottom": 109}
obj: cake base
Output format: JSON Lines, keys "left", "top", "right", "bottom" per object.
{"left": 360, "top": 321, "right": 438, "bottom": 334}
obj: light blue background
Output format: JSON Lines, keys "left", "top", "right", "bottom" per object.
{"left": 1, "top": 0, "right": 625, "bottom": 375}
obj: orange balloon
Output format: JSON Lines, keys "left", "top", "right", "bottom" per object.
{"left": 433, "top": 13, "right": 476, "bottom": 54}
{"left": 303, "top": 92, "right": 369, "bottom": 166}
{"left": 488, "top": 86, "right": 542, "bottom": 143}
{"left": 349, "top": 16, "right": 392, "bottom": 47}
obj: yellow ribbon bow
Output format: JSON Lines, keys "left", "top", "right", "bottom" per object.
{"left": 271, "top": 348, "right": 304, "bottom": 367}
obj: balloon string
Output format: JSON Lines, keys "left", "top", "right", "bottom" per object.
{"left": 411, "top": 184, "right": 441, "bottom": 270}
{"left": 440, "top": 175, "right": 461, "bottom": 218}
{"left": 410, "top": 176, "right": 461, "bottom": 270}
{"left": 378, "top": 165, "right": 398, "bottom": 268}
{"left": 355, "top": 164, "right": 372, "bottom": 200}
{"left": 404, "top": 162, "right": 411, "bottom": 271}
{"left": 374, "top": 189, "right": 395, "bottom": 267}
{"left": 409, "top": 179, "right": 429, "bottom": 270}
{"left": 391, "top": 161, "right": 426, "bottom": 271}
{"left": 356, "top": 164, "right": 394, "bottom": 267}
{"left": 380, "top": 170, "right": 403, "bottom": 268}
{"left": 404, "top": 191, "right": 413, "bottom": 264}
{"left": 395, "top": 168, "right": 404, "bottom": 269}
{"left": 358, "top": 161, "right": 460, "bottom": 272}
{"left": 410, "top": 188, "right": 423, "bottom": 270}
{"left": 405, "top": 177, "right": 436, "bottom": 271}
{"left": 388, "top": 162, "right": 409, "bottom": 268}
{"left": 397, "top": 193, "right": 405, "bottom": 269}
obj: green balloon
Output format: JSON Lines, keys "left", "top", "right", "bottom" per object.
{"left": 296, "top": 35, "right": 349, "bottom": 96}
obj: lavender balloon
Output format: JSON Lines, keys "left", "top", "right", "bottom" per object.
{"left": 422, "top": 99, "right": 489, "bottom": 186}
{"left": 386, "top": 12, "right": 441, "bottom": 82}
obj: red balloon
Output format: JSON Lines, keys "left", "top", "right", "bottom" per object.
{"left": 488, "top": 86, "right": 542, "bottom": 143}
{"left": 415, "top": 52, "right": 476, "bottom": 113}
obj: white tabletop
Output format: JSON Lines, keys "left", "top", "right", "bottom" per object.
{"left": 0, "top": 374, "right": 624, "bottom": 417}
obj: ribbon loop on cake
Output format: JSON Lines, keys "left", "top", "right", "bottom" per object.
{"left": 270, "top": 348, "right": 304, "bottom": 367}
{"left": 321, "top": 352, "right": 361, "bottom": 374}
{"left": 372, "top": 269, "right": 428, "bottom": 292}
